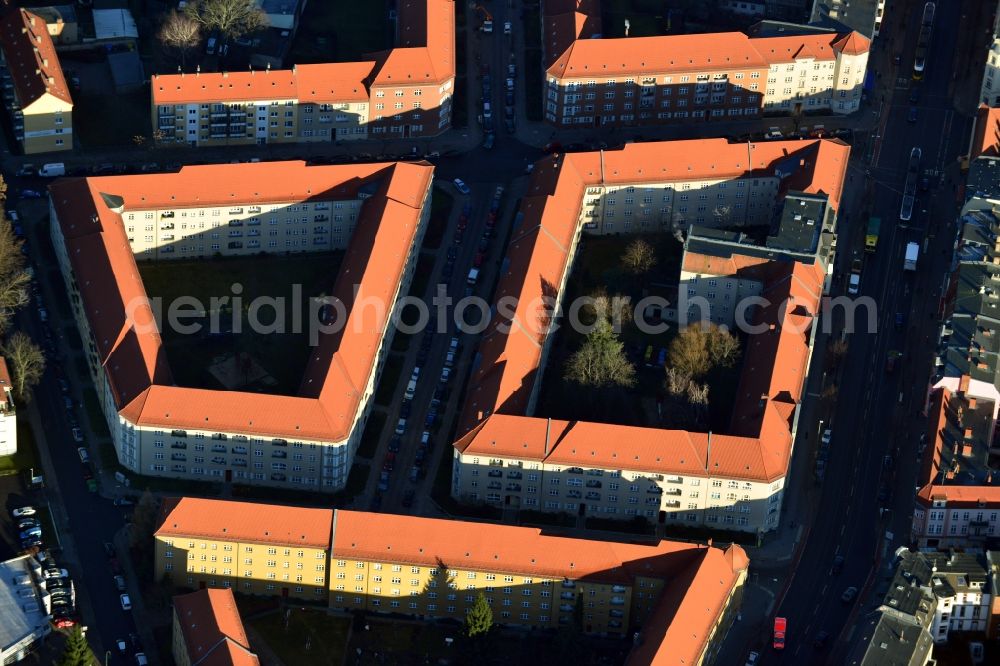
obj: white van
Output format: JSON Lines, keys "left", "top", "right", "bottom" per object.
{"left": 38, "top": 163, "right": 66, "bottom": 177}
{"left": 404, "top": 379, "right": 417, "bottom": 400}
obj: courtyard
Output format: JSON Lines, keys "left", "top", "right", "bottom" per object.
{"left": 138, "top": 252, "right": 343, "bottom": 395}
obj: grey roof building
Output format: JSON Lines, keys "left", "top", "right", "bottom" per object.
{"left": 810, "top": 0, "right": 885, "bottom": 40}
{"left": 0, "top": 555, "right": 51, "bottom": 664}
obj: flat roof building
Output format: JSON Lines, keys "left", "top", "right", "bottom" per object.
{"left": 49, "top": 160, "right": 433, "bottom": 492}
{"left": 0, "top": 555, "right": 51, "bottom": 664}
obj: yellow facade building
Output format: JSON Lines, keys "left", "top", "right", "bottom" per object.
{"left": 0, "top": 9, "right": 73, "bottom": 154}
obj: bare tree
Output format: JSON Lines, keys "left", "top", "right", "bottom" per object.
{"left": 712, "top": 205, "right": 733, "bottom": 226}
{"left": 705, "top": 326, "right": 740, "bottom": 368}
{"left": 583, "top": 288, "right": 632, "bottom": 329}
{"left": 2, "top": 332, "right": 45, "bottom": 403}
{"left": 158, "top": 10, "right": 201, "bottom": 66}
{"left": 184, "top": 0, "right": 266, "bottom": 40}
{"left": 668, "top": 324, "right": 741, "bottom": 379}
{"left": 664, "top": 366, "right": 691, "bottom": 396}
{"left": 0, "top": 222, "right": 29, "bottom": 335}
{"left": 622, "top": 237, "right": 657, "bottom": 276}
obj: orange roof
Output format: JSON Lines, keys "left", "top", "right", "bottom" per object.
{"left": 547, "top": 30, "right": 868, "bottom": 79}
{"left": 332, "top": 509, "right": 716, "bottom": 583}
{"left": 0, "top": 356, "right": 12, "bottom": 393}
{"left": 151, "top": 0, "right": 455, "bottom": 104}
{"left": 157, "top": 497, "right": 333, "bottom": 548}
{"left": 0, "top": 9, "right": 72, "bottom": 108}
{"left": 151, "top": 63, "right": 375, "bottom": 105}
{"left": 49, "top": 161, "right": 433, "bottom": 443}
{"left": 173, "top": 588, "right": 259, "bottom": 666}
{"left": 626, "top": 545, "right": 748, "bottom": 666}
{"left": 970, "top": 104, "right": 1000, "bottom": 160}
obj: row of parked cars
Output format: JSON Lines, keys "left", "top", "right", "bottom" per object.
{"left": 9, "top": 505, "right": 78, "bottom": 626}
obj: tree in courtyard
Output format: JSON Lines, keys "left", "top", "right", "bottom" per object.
{"left": 158, "top": 10, "right": 201, "bottom": 67}
{"left": 465, "top": 591, "right": 493, "bottom": 638}
{"left": 564, "top": 318, "right": 636, "bottom": 389}
{"left": 184, "top": 0, "right": 266, "bottom": 40}
{"left": 622, "top": 237, "right": 657, "bottom": 277}
{"left": 57, "top": 626, "right": 93, "bottom": 666}
{"left": 667, "top": 324, "right": 740, "bottom": 380}
{"left": 580, "top": 288, "right": 632, "bottom": 330}
{"left": 2, "top": 332, "right": 44, "bottom": 403}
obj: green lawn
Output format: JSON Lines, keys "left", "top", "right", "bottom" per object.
{"left": 250, "top": 610, "right": 351, "bottom": 666}
{"left": 373, "top": 356, "right": 404, "bottom": 407}
{"left": 600, "top": 0, "right": 666, "bottom": 38}
{"left": 138, "top": 253, "right": 342, "bottom": 395}
{"left": 289, "top": 3, "right": 390, "bottom": 64}
{"left": 357, "top": 411, "right": 386, "bottom": 458}
{"left": 82, "top": 387, "right": 110, "bottom": 438}
{"left": 75, "top": 90, "right": 151, "bottom": 148}
{"left": 0, "top": 420, "right": 40, "bottom": 475}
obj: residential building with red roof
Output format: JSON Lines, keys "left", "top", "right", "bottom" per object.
{"left": 151, "top": 0, "right": 454, "bottom": 145}
{"left": 0, "top": 8, "right": 73, "bottom": 154}
{"left": 154, "top": 497, "right": 748, "bottom": 661}
{"left": 0, "top": 357, "right": 15, "bottom": 457}
{"left": 970, "top": 104, "right": 1000, "bottom": 160}
{"left": 451, "top": 139, "right": 845, "bottom": 534}
{"left": 979, "top": 2, "right": 1000, "bottom": 107}
{"left": 49, "top": 160, "right": 433, "bottom": 492}
{"left": 172, "top": 588, "right": 259, "bottom": 666}
{"left": 541, "top": 3, "right": 869, "bottom": 129}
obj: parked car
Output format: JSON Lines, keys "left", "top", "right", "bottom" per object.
{"left": 907, "top": 106, "right": 918, "bottom": 122}
{"left": 813, "top": 630, "right": 830, "bottom": 650}
{"left": 821, "top": 429, "right": 832, "bottom": 447}
{"left": 12, "top": 506, "right": 36, "bottom": 518}
{"left": 483, "top": 133, "right": 495, "bottom": 150}
{"left": 113, "top": 498, "right": 134, "bottom": 507}
{"left": 394, "top": 419, "right": 407, "bottom": 436}
{"left": 19, "top": 189, "right": 43, "bottom": 199}
{"left": 841, "top": 586, "right": 858, "bottom": 603}
{"left": 439, "top": 367, "right": 451, "bottom": 384}
{"left": 388, "top": 436, "right": 401, "bottom": 453}
{"left": 18, "top": 518, "right": 40, "bottom": 531}
{"left": 114, "top": 575, "right": 126, "bottom": 591}
{"left": 77, "top": 447, "right": 89, "bottom": 464}
{"left": 120, "top": 594, "right": 132, "bottom": 611}
{"left": 71, "top": 428, "right": 84, "bottom": 443}
{"left": 452, "top": 178, "right": 470, "bottom": 195}
{"left": 832, "top": 554, "right": 845, "bottom": 575}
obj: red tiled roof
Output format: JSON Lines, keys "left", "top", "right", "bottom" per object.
{"left": 546, "top": 30, "right": 868, "bottom": 80}
{"left": 0, "top": 356, "right": 13, "bottom": 393}
{"left": 0, "top": 9, "right": 72, "bottom": 108}
{"left": 173, "top": 588, "right": 259, "bottom": 666}
{"left": 49, "top": 161, "right": 433, "bottom": 443}
{"left": 151, "top": 0, "right": 455, "bottom": 104}
{"left": 332, "top": 509, "right": 724, "bottom": 584}
{"left": 157, "top": 497, "right": 333, "bottom": 548}
{"left": 626, "top": 545, "right": 748, "bottom": 666}
{"left": 970, "top": 104, "right": 1000, "bottom": 160}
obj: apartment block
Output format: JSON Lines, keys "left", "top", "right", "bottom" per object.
{"left": 0, "top": 358, "right": 15, "bottom": 457}
{"left": 980, "top": 0, "right": 1000, "bottom": 106}
{"left": 0, "top": 8, "right": 73, "bottom": 154}
{"left": 451, "top": 139, "right": 847, "bottom": 534}
{"left": 154, "top": 497, "right": 748, "bottom": 663}
{"left": 156, "top": 498, "right": 333, "bottom": 599}
{"left": 914, "top": 206, "right": 1000, "bottom": 547}
{"left": 810, "top": 0, "right": 886, "bottom": 40}
{"left": 151, "top": 0, "right": 454, "bottom": 146}
{"left": 542, "top": 3, "right": 868, "bottom": 129}
{"left": 48, "top": 161, "right": 433, "bottom": 491}
{"left": 172, "top": 588, "right": 259, "bottom": 666}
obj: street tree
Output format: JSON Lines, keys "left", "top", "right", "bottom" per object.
{"left": 564, "top": 318, "right": 636, "bottom": 389}
{"left": 622, "top": 237, "right": 656, "bottom": 276}
{"left": 57, "top": 626, "right": 93, "bottom": 666}
{"left": 2, "top": 332, "right": 44, "bottom": 403}
{"left": 465, "top": 591, "right": 493, "bottom": 638}
{"left": 184, "top": 0, "right": 266, "bottom": 40}
{"left": 158, "top": 10, "right": 201, "bottom": 66}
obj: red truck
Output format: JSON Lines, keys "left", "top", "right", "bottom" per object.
{"left": 773, "top": 617, "right": 787, "bottom": 650}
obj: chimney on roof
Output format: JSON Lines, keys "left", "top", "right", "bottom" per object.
{"left": 223, "top": 71, "right": 228, "bottom": 78}
{"left": 964, "top": 427, "right": 973, "bottom": 440}
{"left": 196, "top": 65, "right": 201, "bottom": 75}
{"left": 29, "top": 16, "right": 34, "bottom": 27}
{"left": 42, "top": 58, "right": 48, "bottom": 67}
{"left": 706, "top": 431, "right": 711, "bottom": 470}
{"left": 968, "top": 397, "right": 977, "bottom": 409}
{"left": 544, "top": 418, "right": 551, "bottom": 456}
{"left": 959, "top": 374, "right": 971, "bottom": 394}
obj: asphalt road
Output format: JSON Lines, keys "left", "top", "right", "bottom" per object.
{"left": 14, "top": 203, "right": 141, "bottom": 663}
{"left": 764, "top": 0, "right": 973, "bottom": 661}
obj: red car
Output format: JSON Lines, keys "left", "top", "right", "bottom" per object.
{"left": 773, "top": 617, "right": 787, "bottom": 650}
{"left": 54, "top": 617, "right": 77, "bottom": 629}
{"left": 473, "top": 252, "right": 485, "bottom": 267}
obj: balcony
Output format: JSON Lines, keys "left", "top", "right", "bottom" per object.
{"left": 609, "top": 609, "right": 624, "bottom": 618}
{"left": 231, "top": 446, "right": 247, "bottom": 455}
{"left": 271, "top": 473, "right": 286, "bottom": 482}
{"left": 566, "top": 490, "right": 582, "bottom": 499}
{"left": 272, "top": 439, "right": 287, "bottom": 447}
{"left": 560, "top": 592, "right": 575, "bottom": 600}
{"left": 170, "top": 443, "right": 187, "bottom": 450}
{"left": 505, "top": 483, "right": 522, "bottom": 492}
{"left": 664, "top": 488, "right": 681, "bottom": 496}
{"left": 160, "top": 223, "right": 175, "bottom": 231}
{"left": 489, "top": 459, "right": 504, "bottom": 467}
{"left": 585, "top": 492, "right": 600, "bottom": 501}
{"left": 228, "top": 208, "right": 244, "bottom": 216}
{"left": 611, "top": 585, "right": 626, "bottom": 593}
{"left": 248, "top": 206, "right": 262, "bottom": 214}
{"left": 664, "top": 500, "right": 680, "bottom": 508}
{"left": 507, "top": 471, "right": 522, "bottom": 480}
{"left": 647, "top": 486, "right": 664, "bottom": 494}
{"left": 565, "top": 467, "right": 583, "bottom": 475}
{"left": 585, "top": 480, "right": 601, "bottom": 488}
{"left": 171, "top": 454, "right": 187, "bottom": 461}
{"left": 559, "top": 604, "right": 575, "bottom": 612}
{"left": 561, "top": 580, "right": 575, "bottom": 589}
{"left": 211, "top": 457, "right": 226, "bottom": 465}
{"left": 488, "top": 482, "right": 502, "bottom": 490}
{"left": 211, "top": 433, "right": 228, "bottom": 441}
{"left": 272, "top": 450, "right": 287, "bottom": 459}
{"left": 314, "top": 215, "right": 329, "bottom": 222}
{"left": 488, "top": 470, "right": 503, "bottom": 478}
{"left": 610, "top": 596, "right": 625, "bottom": 606}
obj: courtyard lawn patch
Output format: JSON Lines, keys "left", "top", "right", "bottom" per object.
{"left": 289, "top": 3, "right": 390, "bottom": 64}
{"left": 373, "top": 356, "right": 404, "bottom": 408}
{"left": 138, "top": 253, "right": 343, "bottom": 396}
{"left": 82, "top": 388, "right": 110, "bottom": 438}
{"left": 0, "top": 420, "right": 40, "bottom": 475}
{"left": 75, "top": 91, "right": 151, "bottom": 148}
{"left": 250, "top": 609, "right": 350, "bottom": 666}
{"left": 600, "top": 0, "right": 666, "bottom": 38}
{"left": 357, "top": 411, "right": 386, "bottom": 458}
